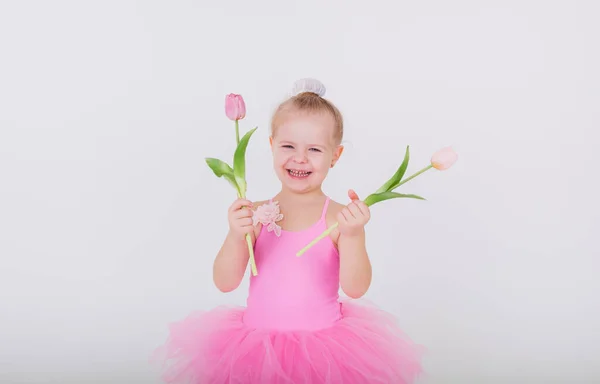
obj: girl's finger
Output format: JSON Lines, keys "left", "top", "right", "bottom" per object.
{"left": 231, "top": 199, "right": 253, "bottom": 211}
{"left": 348, "top": 189, "right": 360, "bottom": 201}
{"left": 344, "top": 206, "right": 356, "bottom": 219}
{"left": 338, "top": 209, "right": 348, "bottom": 223}
{"left": 347, "top": 202, "right": 361, "bottom": 217}
{"left": 234, "top": 208, "right": 253, "bottom": 218}
{"left": 354, "top": 201, "right": 369, "bottom": 216}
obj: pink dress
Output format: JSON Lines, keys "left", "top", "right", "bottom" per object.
{"left": 152, "top": 197, "right": 423, "bottom": 383}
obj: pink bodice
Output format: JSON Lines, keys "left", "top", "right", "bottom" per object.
{"left": 243, "top": 197, "right": 342, "bottom": 331}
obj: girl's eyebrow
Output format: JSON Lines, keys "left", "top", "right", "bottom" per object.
{"left": 278, "top": 140, "right": 327, "bottom": 149}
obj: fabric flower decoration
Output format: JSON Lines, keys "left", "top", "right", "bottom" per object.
{"left": 253, "top": 201, "right": 284, "bottom": 237}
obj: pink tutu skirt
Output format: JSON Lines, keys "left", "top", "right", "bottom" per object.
{"left": 151, "top": 300, "right": 423, "bottom": 383}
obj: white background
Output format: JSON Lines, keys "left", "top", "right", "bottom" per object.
{"left": 1, "top": 1, "right": 598, "bottom": 383}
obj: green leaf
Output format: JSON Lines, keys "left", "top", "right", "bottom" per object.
{"left": 205, "top": 157, "right": 240, "bottom": 194}
{"left": 364, "top": 191, "right": 426, "bottom": 206}
{"left": 375, "top": 145, "right": 410, "bottom": 193}
{"left": 233, "top": 126, "right": 258, "bottom": 197}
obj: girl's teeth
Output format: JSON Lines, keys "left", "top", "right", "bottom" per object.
{"left": 289, "top": 170, "right": 309, "bottom": 177}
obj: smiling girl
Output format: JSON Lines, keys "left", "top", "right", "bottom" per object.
{"left": 154, "top": 78, "right": 423, "bottom": 384}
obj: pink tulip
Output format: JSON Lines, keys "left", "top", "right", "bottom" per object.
{"left": 431, "top": 147, "right": 458, "bottom": 170}
{"left": 225, "top": 93, "right": 246, "bottom": 121}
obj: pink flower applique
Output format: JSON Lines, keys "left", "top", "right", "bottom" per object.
{"left": 252, "top": 200, "right": 284, "bottom": 237}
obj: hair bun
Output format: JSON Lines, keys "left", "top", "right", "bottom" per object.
{"left": 291, "top": 78, "right": 326, "bottom": 97}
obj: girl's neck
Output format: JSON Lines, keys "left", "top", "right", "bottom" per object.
{"left": 275, "top": 187, "right": 325, "bottom": 206}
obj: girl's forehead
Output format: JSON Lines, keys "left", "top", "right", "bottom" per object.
{"left": 276, "top": 113, "right": 336, "bottom": 142}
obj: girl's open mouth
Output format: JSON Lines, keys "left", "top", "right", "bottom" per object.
{"left": 287, "top": 169, "right": 312, "bottom": 178}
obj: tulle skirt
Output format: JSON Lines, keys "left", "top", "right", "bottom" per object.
{"left": 151, "top": 300, "right": 423, "bottom": 383}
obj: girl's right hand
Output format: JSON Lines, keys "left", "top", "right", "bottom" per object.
{"left": 228, "top": 198, "right": 255, "bottom": 238}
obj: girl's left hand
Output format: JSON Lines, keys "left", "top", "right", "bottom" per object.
{"left": 337, "top": 189, "right": 371, "bottom": 237}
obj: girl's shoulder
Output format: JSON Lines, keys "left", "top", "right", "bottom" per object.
{"left": 251, "top": 199, "right": 270, "bottom": 207}
{"left": 324, "top": 198, "right": 346, "bottom": 246}
{"left": 326, "top": 198, "right": 346, "bottom": 214}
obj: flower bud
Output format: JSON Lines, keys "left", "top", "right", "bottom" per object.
{"left": 225, "top": 93, "right": 246, "bottom": 121}
{"left": 431, "top": 147, "right": 458, "bottom": 170}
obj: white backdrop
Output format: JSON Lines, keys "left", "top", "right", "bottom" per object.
{"left": 1, "top": 1, "right": 598, "bottom": 383}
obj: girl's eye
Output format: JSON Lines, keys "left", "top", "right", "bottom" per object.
{"left": 282, "top": 145, "right": 294, "bottom": 149}
{"left": 309, "top": 148, "right": 322, "bottom": 152}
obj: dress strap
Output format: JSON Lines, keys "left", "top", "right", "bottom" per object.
{"left": 320, "top": 196, "right": 330, "bottom": 220}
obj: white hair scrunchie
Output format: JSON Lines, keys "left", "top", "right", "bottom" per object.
{"left": 291, "top": 78, "right": 326, "bottom": 97}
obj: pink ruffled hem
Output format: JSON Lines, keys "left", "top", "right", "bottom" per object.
{"left": 151, "top": 300, "right": 424, "bottom": 384}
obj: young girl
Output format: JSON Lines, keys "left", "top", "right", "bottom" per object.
{"left": 153, "top": 79, "right": 423, "bottom": 383}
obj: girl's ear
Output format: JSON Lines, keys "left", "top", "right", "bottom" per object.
{"left": 331, "top": 145, "right": 344, "bottom": 167}
{"left": 269, "top": 136, "right": 273, "bottom": 148}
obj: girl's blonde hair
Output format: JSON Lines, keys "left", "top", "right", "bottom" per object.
{"left": 270, "top": 84, "right": 344, "bottom": 145}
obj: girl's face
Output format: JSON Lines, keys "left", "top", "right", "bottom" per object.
{"left": 270, "top": 111, "right": 343, "bottom": 194}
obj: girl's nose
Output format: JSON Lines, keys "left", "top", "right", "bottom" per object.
{"left": 293, "top": 152, "right": 308, "bottom": 163}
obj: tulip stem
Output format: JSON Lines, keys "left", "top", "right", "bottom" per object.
{"left": 296, "top": 222, "right": 339, "bottom": 256}
{"left": 236, "top": 189, "right": 258, "bottom": 276}
{"left": 232, "top": 120, "right": 256, "bottom": 275}
{"left": 246, "top": 233, "right": 258, "bottom": 276}
{"left": 392, "top": 164, "right": 433, "bottom": 189}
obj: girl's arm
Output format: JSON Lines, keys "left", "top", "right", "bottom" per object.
{"left": 338, "top": 230, "right": 372, "bottom": 299}
{"left": 212, "top": 199, "right": 263, "bottom": 292}
{"left": 331, "top": 190, "right": 373, "bottom": 298}
{"left": 213, "top": 230, "right": 253, "bottom": 292}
